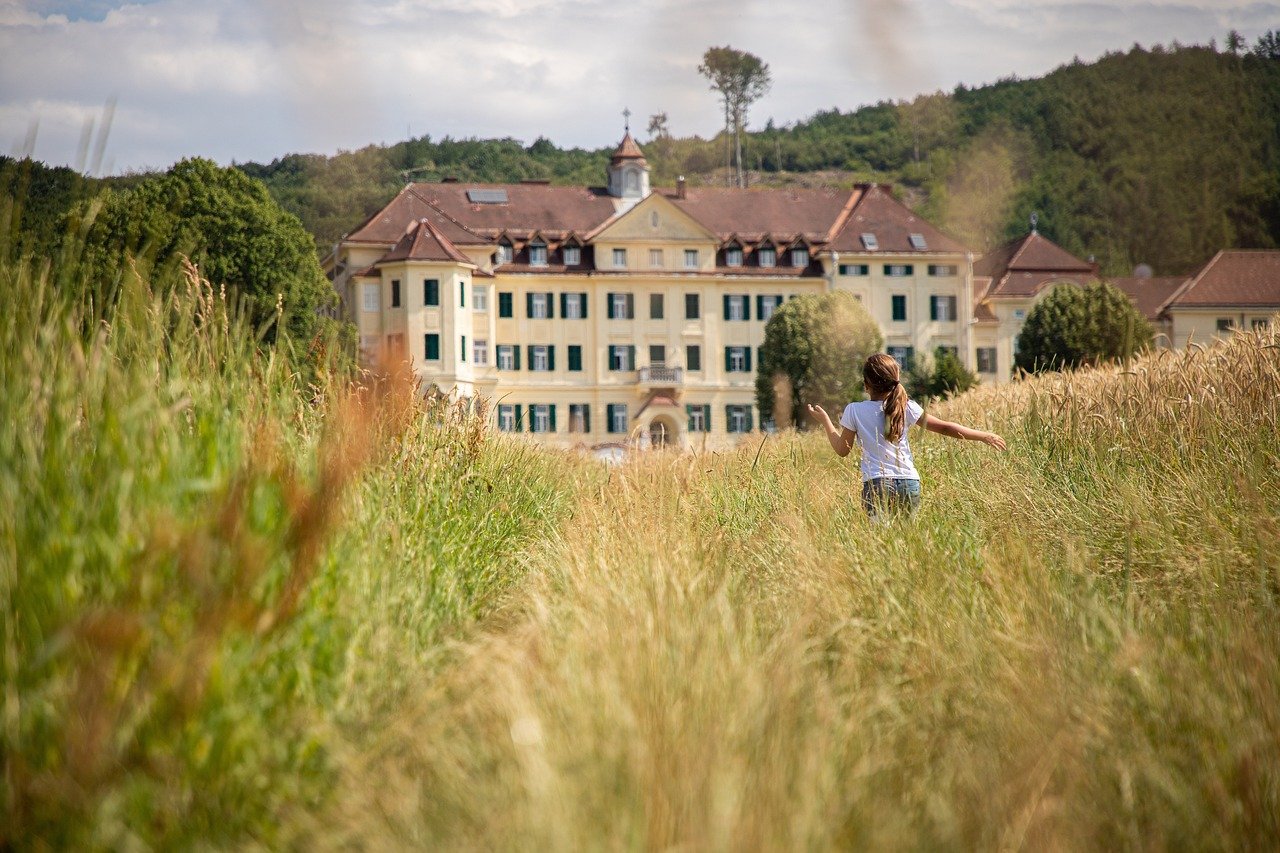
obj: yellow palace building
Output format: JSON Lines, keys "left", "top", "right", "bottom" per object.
{"left": 325, "top": 131, "right": 1028, "bottom": 451}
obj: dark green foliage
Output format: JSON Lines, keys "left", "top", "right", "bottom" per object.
{"left": 1014, "top": 281, "right": 1154, "bottom": 373}
{"left": 756, "top": 292, "right": 882, "bottom": 428}
{"left": 905, "top": 347, "right": 980, "bottom": 401}
{"left": 76, "top": 158, "right": 340, "bottom": 350}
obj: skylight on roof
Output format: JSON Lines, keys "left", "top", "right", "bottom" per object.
{"left": 467, "top": 189, "right": 509, "bottom": 204}
{"left": 861, "top": 233, "right": 879, "bottom": 250}
{"left": 909, "top": 233, "right": 927, "bottom": 250}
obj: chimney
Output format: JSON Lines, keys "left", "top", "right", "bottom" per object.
{"left": 676, "top": 175, "right": 686, "bottom": 200}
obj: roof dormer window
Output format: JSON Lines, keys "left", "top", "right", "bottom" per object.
{"left": 757, "top": 245, "right": 776, "bottom": 268}
{"left": 725, "top": 244, "right": 743, "bottom": 267}
{"left": 909, "top": 233, "right": 927, "bottom": 250}
{"left": 496, "top": 240, "right": 513, "bottom": 265}
{"left": 529, "top": 239, "right": 547, "bottom": 267}
{"left": 562, "top": 244, "right": 581, "bottom": 266}
{"left": 861, "top": 233, "right": 879, "bottom": 251}
{"left": 790, "top": 246, "right": 809, "bottom": 268}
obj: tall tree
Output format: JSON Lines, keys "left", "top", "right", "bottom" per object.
{"left": 698, "top": 46, "right": 772, "bottom": 188}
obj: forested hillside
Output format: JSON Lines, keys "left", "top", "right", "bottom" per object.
{"left": 6, "top": 38, "right": 1278, "bottom": 277}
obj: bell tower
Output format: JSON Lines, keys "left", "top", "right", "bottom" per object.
{"left": 607, "top": 108, "right": 650, "bottom": 205}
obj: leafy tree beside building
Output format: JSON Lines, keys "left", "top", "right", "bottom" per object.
{"left": 1014, "top": 281, "right": 1153, "bottom": 373}
{"left": 756, "top": 292, "right": 882, "bottom": 429}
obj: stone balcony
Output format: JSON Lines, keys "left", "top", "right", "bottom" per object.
{"left": 637, "top": 365, "right": 683, "bottom": 387}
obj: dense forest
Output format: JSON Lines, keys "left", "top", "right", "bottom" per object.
{"left": 5, "top": 36, "right": 1278, "bottom": 277}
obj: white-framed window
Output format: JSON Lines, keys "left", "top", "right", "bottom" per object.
{"left": 609, "top": 345, "right": 634, "bottom": 371}
{"left": 791, "top": 247, "right": 809, "bottom": 267}
{"left": 977, "top": 347, "right": 997, "bottom": 374}
{"left": 473, "top": 339, "right": 488, "bottom": 365}
{"left": 497, "top": 345, "right": 516, "bottom": 370}
{"left": 610, "top": 404, "right": 629, "bottom": 433}
{"left": 611, "top": 293, "right": 629, "bottom": 319}
{"left": 727, "top": 295, "right": 747, "bottom": 321}
{"left": 728, "top": 346, "right": 748, "bottom": 372}
{"left": 613, "top": 248, "right": 627, "bottom": 268}
{"left": 1252, "top": 317, "right": 1271, "bottom": 330}
{"left": 530, "top": 292, "right": 550, "bottom": 319}
{"left": 562, "top": 245, "right": 581, "bottom": 265}
{"left": 497, "top": 405, "right": 516, "bottom": 432}
{"left": 649, "top": 248, "right": 664, "bottom": 268}
{"left": 885, "top": 264, "right": 914, "bottom": 277}
{"left": 688, "top": 406, "right": 706, "bottom": 432}
{"left": 1216, "top": 318, "right": 1235, "bottom": 332}
{"left": 684, "top": 249, "right": 699, "bottom": 269}
{"left": 839, "top": 264, "right": 870, "bottom": 276}
{"left": 759, "top": 295, "right": 782, "bottom": 322}
{"left": 362, "top": 283, "right": 380, "bottom": 312}
{"left": 928, "top": 264, "right": 958, "bottom": 276}
{"left": 529, "top": 240, "right": 547, "bottom": 266}
{"left": 860, "top": 233, "right": 879, "bottom": 250}
{"left": 497, "top": 242, "right": 513, "bottom": 264}
{"left": 531, "top": 345, "right": 550, "bottom": 371}
{"left": 569, "top": 404, "right": 590, "bottom": 433}
{"left": 564, "top": 293, "right": 584, "bottom": 319}
{"left": 728, "top": 405, "right": 749, "bottom": 433}
{"left": 531, "top": 404, "right": 551, "bottom": 433}
{"left": 725, "top": 245, "right": 743, "bottom": 267}
{"left": 757, "top": 246, "right": 776, "bottom": 267}
{"left": 472, "top": 284, "right": 488, "bottom": 311}
{"left": 931, "top": 295, "right": 958, "bottom": 322}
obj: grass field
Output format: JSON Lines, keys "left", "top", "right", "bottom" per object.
{"left": 3, "top": 253, "right": 1278, "bottom": 849}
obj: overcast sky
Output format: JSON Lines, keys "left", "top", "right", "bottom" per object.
{"left": 1, "top": 0, "right": 1276, "bottom": 174}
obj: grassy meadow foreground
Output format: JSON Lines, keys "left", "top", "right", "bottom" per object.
{"left": 3, "top": 257, "right": 1278, "bottom": 848}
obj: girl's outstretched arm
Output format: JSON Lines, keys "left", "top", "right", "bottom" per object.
{"left": 806, "top": 404, "right": 857, "bottom": 457}
{"left": 920, "top": 413, "right": 1007, "bottom": 450}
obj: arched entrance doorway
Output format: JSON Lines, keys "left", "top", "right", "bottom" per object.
{"left": 648, "top": 416, "right": 677, "bottom": 449}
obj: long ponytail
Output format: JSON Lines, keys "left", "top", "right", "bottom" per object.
{"left": 863, "top": 353, "right": 908, "bottom": 443}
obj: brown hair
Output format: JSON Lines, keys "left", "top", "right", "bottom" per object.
{"left": 863, "top": 353, "right": 909, "bottom": 443}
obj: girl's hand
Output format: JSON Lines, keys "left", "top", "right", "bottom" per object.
{"left": 982, "top": 431, "right": 1007, "bottom": 451}
{"left": 806, "top": 404, "right": 832, "bottom": 426}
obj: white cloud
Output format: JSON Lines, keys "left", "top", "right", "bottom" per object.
{"left": 1, "top": 0, "right": 1277, "bottom": 173}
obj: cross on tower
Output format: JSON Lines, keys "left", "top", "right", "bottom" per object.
{"left": 622, "top": 107, "right": 631, "bottom": 133}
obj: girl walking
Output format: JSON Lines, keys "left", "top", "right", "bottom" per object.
{"left": 807, "top": 353, "right": 1006, "bottom": 518}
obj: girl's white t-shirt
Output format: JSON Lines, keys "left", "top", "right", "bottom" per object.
{"left": 839, "top": 398, "right": 925, "bottom": 481}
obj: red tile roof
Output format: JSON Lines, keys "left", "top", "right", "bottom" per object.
{"left": 345, "top": 185, "right": 487, "bottom": 246}
{"left": 976, "top": 231, "right": 1097, "bottom": 298}
{"left": 397, "top": 182, "right": 619, "bottom": 240}
{"left": 379, "top": 217, "right": 474, "bottom": 265}
{"left": 1107, "top": 276, "right": 1186, "bottom": 320}
{"left": 828, "top": 184, "right": 968, "bottom": 254}
{"left": 1167, "top": 250, "right": 1280, "bottom": 308}
{"left": 662, "top": 185, "right": 858, "bottom": 244}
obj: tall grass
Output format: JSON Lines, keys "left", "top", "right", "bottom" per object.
{"left": 315, "top": 330, "right": 1280, "bottom": 849}
{"left": 1, "top": 254, "right": 588, "bottom": 848}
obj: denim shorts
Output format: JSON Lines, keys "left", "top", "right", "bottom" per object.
{"left": 861, "top": 477, "right": 922, "bottom": 518}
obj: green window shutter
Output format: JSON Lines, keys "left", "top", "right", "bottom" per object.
{"left": 607, "top": 293, "right": 616, "bottom": 319}
{"left": 580, "top": 292, "right": 589, "bottom": 319}
{"left": 549, "top": 404, "right": 557, "bottom": 432}
{"left": 584, "top": 405, "right": 591, "bottom": 433}
{"left": 745, "top": 347, "right": 752, "bottom": 372}
{"left": 548, "top": 346, "right": 555, "bottom": 371}
{"left": 626, "top": 293, "right": 635, "bottom": 319}
{"left": 606, "top": 404, "right": 617, "bottom": 433}
{"left": 687, "top": 345, "right": 700, "bottom": 371}
{"left": 756, "top": 295, "right": 764, "bottom": 320}
{"left": 725, "top": 347, "right": 732, "bottom": 372}
{"left": 568, "top": 345, "right": 582, "bottom": 371}
{"left": 513, "top": 345, "right": 521, "bottom": 370}
{"left": 424, "top": 278, "right": 439, "bottom": 305}
{"left": 929, "top": 296, "right": 938, "bottom": 321}
{"left": 745, "top": 296, "right": 752, "bottom": 321}
{"left": 425, "top": 334, "right": 439, "bottom": 360}
{"left": 703, "top": 405, "right": 711, "bottom": 431}
{"left": 746, "top": 407, "right": 754, "bottom": 432}
{"left": 560, "top": 293, "right": 567, "bottom": 317}
{"left": 526, "top": 293, "right": 534, "bottom": 318}
{"left": 723, "top": 294, "right": 731, "bottom": 320}
{"left": 628, "top": 345, "right": 636, "bottom": 369}
{"left": 459, "top": 283, "right": 464, "bottom": 307}
{"left": 546, "top": 292, "right": 554, "bottom": 319}
{"left": 725, "top": 405, "right": 734, "bottom": 432}
{"left": 686, "top": 404, "right": 695, "bottom": 431}
{"left": 515, "top": 404, "right": 523, "bottom": 429}
{"left": 499, "top": 292, "right": 513, "bottom": 317}
{"left": 460, "top": 336, "right": 467, "bottom": 362}
{"left": 527, "top": 345, "right": 535, "bottom": 370}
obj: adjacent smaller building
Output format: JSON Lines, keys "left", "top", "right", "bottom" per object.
{"left": 1158, "top": 250, "right": 1280, "bottom": 346}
